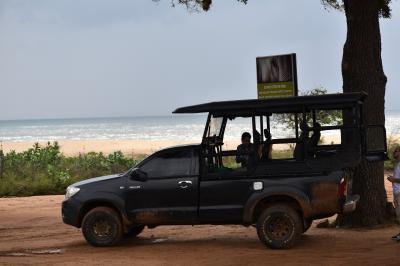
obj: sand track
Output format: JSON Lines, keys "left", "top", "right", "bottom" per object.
{"left": 0, "top": 195, "right": 399, "bottom": 266}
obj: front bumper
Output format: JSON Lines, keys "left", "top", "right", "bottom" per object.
{"left": 62, "top": 197, "right": 82, "bottom": 228}
{"left": 343, "top": 194, "right": 360, "bottom": 213}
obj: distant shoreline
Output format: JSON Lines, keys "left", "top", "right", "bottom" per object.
{"left": 0, "top": 114, "right": 206, "bottom": 123}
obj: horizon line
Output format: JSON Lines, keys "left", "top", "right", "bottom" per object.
{"left": 0, "top": 113, "right": 206, "bottom": 123}
{"left": 1, "top": 109, "right": 400, "bottom": 123}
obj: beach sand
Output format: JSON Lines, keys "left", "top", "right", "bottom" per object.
{"left": 1, "top": 140, "right": 203, "bottom": 156}
{"left": 0, "top": 194, "right": 399, "bottom": 265}
{"left": 1, "top": 136, "right": 342, "bottom": 156}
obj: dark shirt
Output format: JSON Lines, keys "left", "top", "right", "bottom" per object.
{"left": 308, "top": 131, "right": 321, "bottom": 157}
{"left": 294, "top": 131, "right": 308, "bottom": 160}
{"left": 236, "top": 143, "right": 254, "bottom": 167}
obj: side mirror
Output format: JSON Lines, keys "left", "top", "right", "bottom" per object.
{"left": 130, "top": 168, "right": 148, "bottom": 182}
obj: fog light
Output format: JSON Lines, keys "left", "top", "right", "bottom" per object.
{"left": 253, "top": 181, "right": 263, "bottom": 191}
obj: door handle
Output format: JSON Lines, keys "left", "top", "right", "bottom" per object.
{"left": 178, "top": 180, "right": 192, "bottom": 189}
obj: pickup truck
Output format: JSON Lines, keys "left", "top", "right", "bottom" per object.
{"left": 62, "top": 93, "right": 386, "bottom": 249}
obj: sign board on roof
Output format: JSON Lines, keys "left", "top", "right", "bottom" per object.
{"left": 256, "top": 53, "right": 298, "bottom": 99}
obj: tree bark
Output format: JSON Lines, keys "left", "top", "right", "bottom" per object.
{"left": 337, "top": 0, "right": 389, "bottom": 226}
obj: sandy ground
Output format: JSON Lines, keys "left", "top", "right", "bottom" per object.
{"left": 0, "top": 191, "right": 399, "bottom": 265}
{"left": 1, "top": 140, "right": 201, "bottom": 156}
{"left": 1, "top": 137, "right": 342, "bottom": 156}
{"left": 1, "top": 140, "right": 232, "bottom": 156}
{"left": 0, "top": 140, "right": 398, "bottom": 265}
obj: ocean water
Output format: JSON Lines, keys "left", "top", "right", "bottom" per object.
{"left": 1, "top": 112, "right": 400, "bottom": 142}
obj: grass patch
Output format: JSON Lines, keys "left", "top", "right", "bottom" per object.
{"left": 0, "top": 142, "right": 144, "bottom": 197}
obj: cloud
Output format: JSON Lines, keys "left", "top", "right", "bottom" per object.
{"left": 0, "top": 0, "right": 398, "bottom": 119}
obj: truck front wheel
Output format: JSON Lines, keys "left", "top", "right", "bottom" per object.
{"left": 124, "top": 225, "right": 145, "bottom": 237}
{"left": 82, "top": 207, "right": 123, "bottom": 247}
{"left": 256, "top": 204, "right": 302, "bottom": 249}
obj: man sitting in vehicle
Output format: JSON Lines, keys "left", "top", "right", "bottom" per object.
{"left": 236, "top": 132, "right": 255, "bottom": 167}
{"left": 261, "top": 129, "right": 272, "bottom": 161}
{"left": 294, "top": 121, "right": 310, "bottom": 160}
{"left": 308, "top": 122, "right": 322, "bottom": 157}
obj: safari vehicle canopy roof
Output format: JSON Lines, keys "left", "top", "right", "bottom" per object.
{"left": 173, "top": 92, "right": 366, "bottom": 115}
{"left": 173, "top": 91, "right": 387, "bottom": 170}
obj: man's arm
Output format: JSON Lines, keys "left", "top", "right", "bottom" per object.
{"left": 387, "top": 175, "right": 400, "bottom": 183}
{"left": 392, "top": 177, "right": 400, "bottom": 183}
{"left": 236, "top": 145, "right": 246, "bottom": 163}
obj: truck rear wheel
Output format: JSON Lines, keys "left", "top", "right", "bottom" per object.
{"left": 82, "top": 207, "right": 123, "bottom": 247}
{"left": 256, "top": 204, "right": 302, "bottom": 249}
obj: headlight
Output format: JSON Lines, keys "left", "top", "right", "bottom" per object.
{"left": 65, "top": 186, "right": 80, "bottom": 200}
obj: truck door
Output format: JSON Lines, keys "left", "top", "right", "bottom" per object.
{"left": 125, "top": 148, "right": 199, "bottom": 224}
{"left": 199, "top": 176, "right": 255, "bottom": 223}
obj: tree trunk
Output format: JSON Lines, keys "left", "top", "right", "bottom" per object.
{"left": 337, "top": 0, "right": 389, "bottom": 226}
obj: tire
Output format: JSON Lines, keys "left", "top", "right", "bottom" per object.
{"left": 303, "top": 219, "right": 313, "bottom": 233}
{"left": 124, "top": 225, "right": 145, "bottom": 237}
{"left": 81, "top": 207, "right": 123, "bottom": 247}
{"left": 256, "top": 204, "right": 303, "bottom": 249}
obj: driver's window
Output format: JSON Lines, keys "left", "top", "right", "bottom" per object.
{"left": 140, "top": 150, "right": 192, "bottom": 178}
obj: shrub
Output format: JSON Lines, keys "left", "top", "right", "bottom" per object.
{"left": 385, "top": 136, "right": 400, "bottom": 170}
{"left": 0, "top": 142, "right": 142, "bottom": 197}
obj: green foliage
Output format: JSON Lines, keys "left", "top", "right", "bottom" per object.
{"left": 164, "top": 0, "right": 391, "bottom": 18}
{"left": 222, "top": 156, "right": 241, "bottom": 168}
{"left": 274, "top": 87, "right": 343, "bottom": 130}
{"left": 271, "top": 149, "right": 293, "bottom": 159}
{"left": 385, "top": 136, "right": 400, "bottom": 170}
{"left": 154, "top": 0, "right": 246, "bottom": 12}
{"left": 321, "top": 0, "right": 344, "bottom": 11}
{"left": 0, "top": 142, "right": 142, "bottom": 197}
{"left": 0, "top": 147, "right": 4, "bottom": 179}
{"left": 321, "top": 0, "right": 391, "bottom": 18}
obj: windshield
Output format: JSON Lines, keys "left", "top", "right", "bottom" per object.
{"left": 208, "top": 115, "right": 224, "bottom": 137}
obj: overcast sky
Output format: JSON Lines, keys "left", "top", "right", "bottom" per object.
{"left": 0, "top": 0, "right": 399, "bottom": 120}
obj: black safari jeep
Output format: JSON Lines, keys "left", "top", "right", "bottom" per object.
{"left": 62, "top": 92, "right": 387, "bottom": 249}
